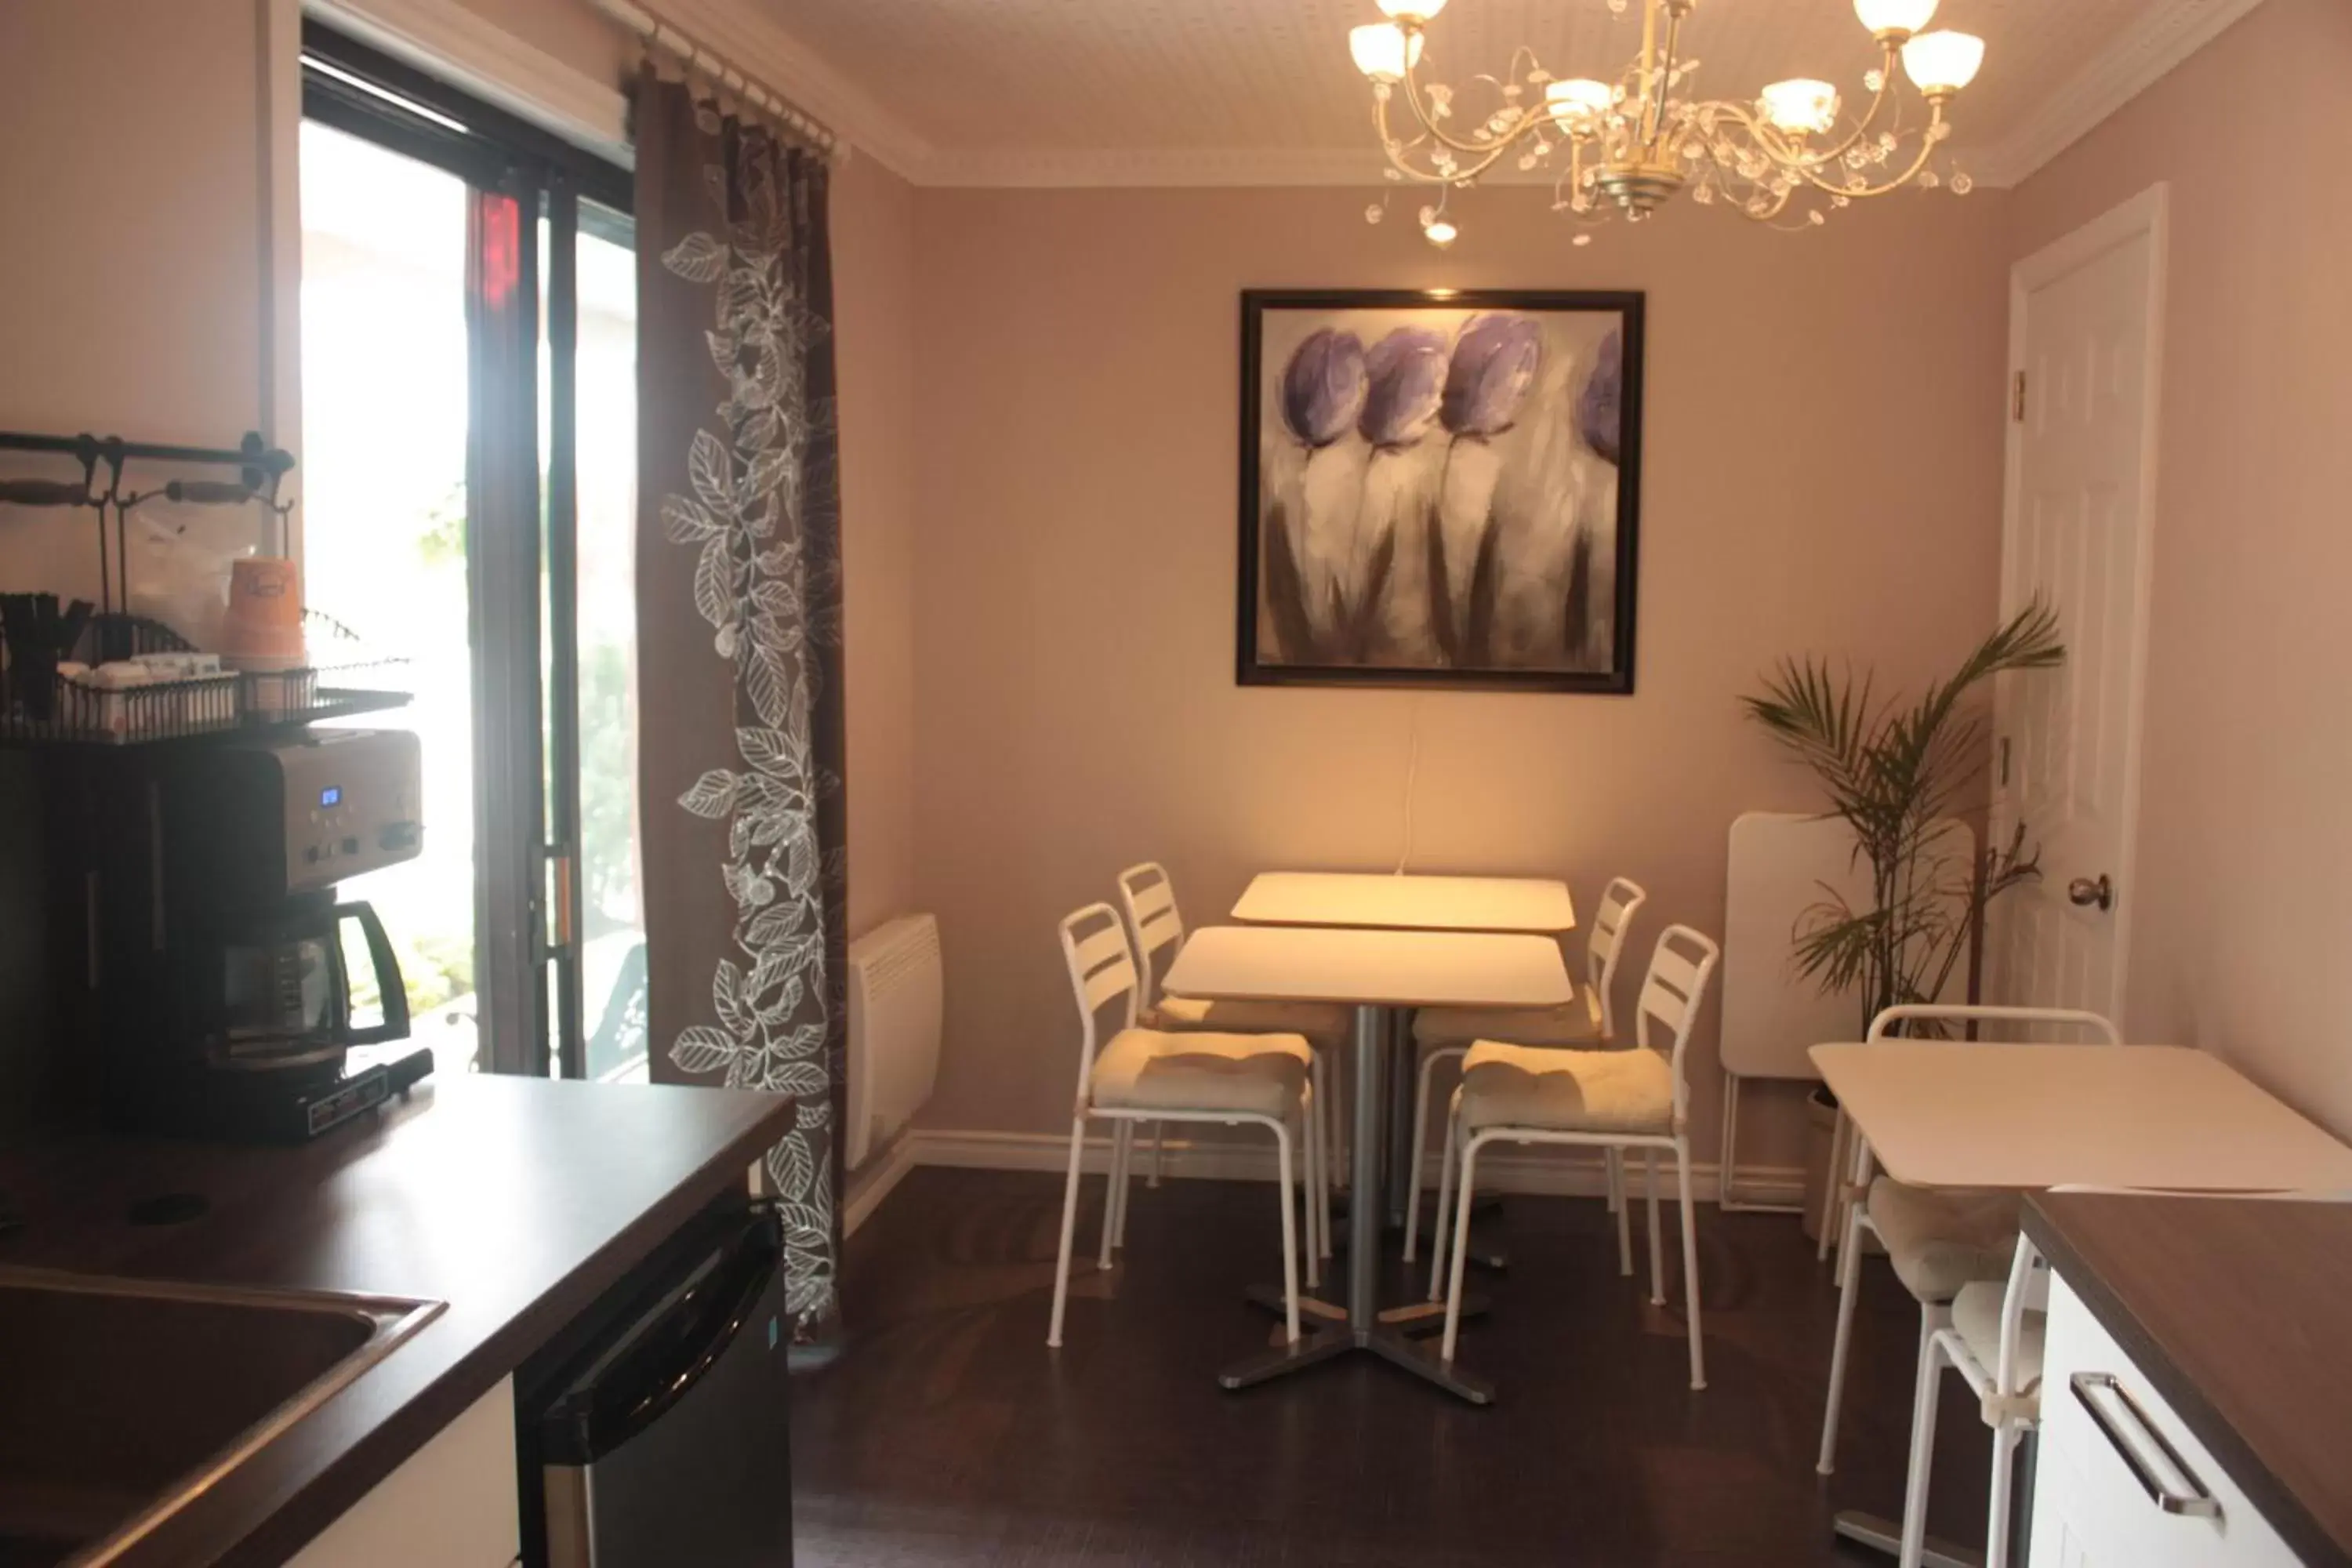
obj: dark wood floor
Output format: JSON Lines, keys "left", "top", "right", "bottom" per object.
{"left": 790, "top": 1167, "right": 1992, "bottom": 1566}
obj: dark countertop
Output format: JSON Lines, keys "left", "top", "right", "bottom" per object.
{"left": 0, "top": 1075, "right": 795, "bottom": 1568}
{"left": 2026, "top": 1191, "right": 2352, "bottom": 1568}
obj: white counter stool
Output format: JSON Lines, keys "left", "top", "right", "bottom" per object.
{"left": 1045, "top": 902, "right": 1325, "bottom": 1350}
{"left": 1816, "top": 1004, "right": 2120, "bottom": 1480}
{"left": 1118, "top": 862, "right": 1348, "bottom": 1204}
{"left": 1402, "top": 877, "right": 1646, "bottom": 1266}
{"left": 1897, "top": 1233, "right": 2047, "bottom": 1568}
{"left": 1432, "top": 924, "right": 1722, "bottom": 1390}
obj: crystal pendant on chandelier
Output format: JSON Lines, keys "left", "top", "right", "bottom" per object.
{"left": 1348, "top": 0, "right": 1985, "bottom": 239}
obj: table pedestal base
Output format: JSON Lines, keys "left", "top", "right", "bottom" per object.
{"left": 1830, "top": 1512, "right": 1981, "bottom": 1568}
{"left": 1218, "top": 1317, "right": 1496, "bottom": 1403}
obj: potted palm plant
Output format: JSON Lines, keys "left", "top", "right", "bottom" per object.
{"left": 1742, "top": 601, "right": 2064, "bottom": 1037}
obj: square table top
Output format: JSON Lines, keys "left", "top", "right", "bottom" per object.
{"left": 1164, "top": 924, "right": 1574, "bottom": 1012}
{"left": 1231, "top": 872, "right": 1577, "bottom": 934}
{"left": 1810, "top": 1041, "right": 2352, "bottom": 1194}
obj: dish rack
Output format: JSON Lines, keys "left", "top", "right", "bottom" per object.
{"left": 0, "top": 612, "right": 410, "bottom": 747}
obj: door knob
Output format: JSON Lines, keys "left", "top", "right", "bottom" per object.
{"left": 2067, "top": 874, "right": 2114, "bottom": 912}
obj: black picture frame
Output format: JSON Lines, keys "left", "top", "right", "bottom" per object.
{"left": 1236, "top": 288, "right": 1645, "bottom": 694}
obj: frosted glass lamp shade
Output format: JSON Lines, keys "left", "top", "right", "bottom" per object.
{"left": 1759, "top": 78, "right": 1841, "bottom": 133}
{"left": 1901, "top": 30, "right": 1985, "bottom": 93}
{"left": 1544, "top": 78, "right": 1615, "bottom": 124}
{"left": 1422, "top": 218, "right": 1459, "bottom": 249}
{"left": 1376, "top": 0, "right": 1447, "bottom": 18}
{"left": 1853, "top": 0, "right": 1937, "bottom": 36}
{"left": 1350, "top": 22, "right": 1424, "bottom": 82}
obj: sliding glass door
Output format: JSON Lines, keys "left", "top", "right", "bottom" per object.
{"left": 299, "top": 27, "right": 639, "bottom": 1080}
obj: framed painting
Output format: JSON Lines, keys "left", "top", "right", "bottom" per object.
{"left": 1237, "top": 289, "right": 1643, "bottom": 692}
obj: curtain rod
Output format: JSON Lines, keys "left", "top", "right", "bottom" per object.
{"left": 585, "top": 0, "right": 847, "bottom": 162}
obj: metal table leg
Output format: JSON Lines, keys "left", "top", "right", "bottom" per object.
{"left": 1221, "top": 1004, "right": 1496, "bottom": 1403}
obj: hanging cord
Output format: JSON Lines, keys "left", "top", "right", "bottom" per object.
{"left": 1394, "top": 694, "right": 1424, "bottom": 875}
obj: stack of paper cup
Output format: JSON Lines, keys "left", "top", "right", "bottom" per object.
{"left": 218, "top": 557, "right": 307, "bottom": 712}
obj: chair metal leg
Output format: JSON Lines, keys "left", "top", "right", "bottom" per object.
{"left": 1273, "top": 1123, "right": 1301, "bottom": 1345}
{"left": 1718, "top": 1070, "right": 1739, "bottom": 1210}
{"left": 1440, "top": 1134, "right": 1484, "bottom": 1363}
{"left": 1610, "top": 1150, "right": 1632, "bottom": 1276}
{"left": 1645, "top": 1149, "right": 1665, "bottom": 1307}
{"left": 1428, "top": 1104, "right": 1460, "bottom": 1301}
{"left": 1100, "top": 1121, "right": 1130, "bottom": 1269}
{"left": 1819, "top": 1109, "right": 1848, "bottom": 1264}
{"left": 1817, "top": 1132, "right": 1875, "bottom": 1473}
{"left": 1148, "top": 1118, "right": 1165, "bottom": 1188}
{"left": 1675, "top": 1138, "right": 1705, "bottom": 1390}
{"left": 1047, "top": 1116, "right": 1087, "bottom": 1348}
{"left": 1402, "top": 1044, "right": 1450, "bottom": 1262}
{"left": 1900, "top": 1319, "right": 1946, "bottom": 1568}
{"left": 1987, "top": 1421, "right": 2021, "bottom": 1568}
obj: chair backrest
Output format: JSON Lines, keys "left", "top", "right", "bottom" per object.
{"left": 1582, "top": 876, "right": 1647, "bottom": 1036}
{"left": 1634, "top": 924, "right": 1722, "bottom": 1126}
{"left": 1866, "top": 1004, "right": 2120, "bottom": 1046}
{"left": 1059, "top": 902, "right": 1142, "bottom": 1094}
{"left": 1115, "top": 861, "right": 1186, "bottom": 1004}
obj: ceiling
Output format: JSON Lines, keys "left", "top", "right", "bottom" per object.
{"left": 707, "top": 0, "right": 2263, "bottom": 186}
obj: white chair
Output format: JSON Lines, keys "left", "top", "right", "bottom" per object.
{"left": 1116, "top": 862, "right": 1348, "bottom": 1203}
{"left": 1432, "top": 924, "right": 1722, "bottom": 1390}
{"left": 1046, "top": 903, "right": 1326, "bottom": 1348}
{"left": 1900, "top": 1233, "right": 2046, "bottom": 1568}
{"left": 1815, "top": 1004, "right": 2121, "bottom": 1478}
{"left": 1403, "top": 876, "right": 1648, "bottom": 1265}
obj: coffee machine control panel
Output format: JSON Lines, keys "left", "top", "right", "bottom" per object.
{"left": 165, "top": 729, "right": 425, "bottom": 902}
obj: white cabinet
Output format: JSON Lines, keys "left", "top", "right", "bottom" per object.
{"left": 284, "top": 1377, "right": 517, "bottom": 1568}
{"left": 2031, "top": 1272, "right": 2298, "bottom": 1567}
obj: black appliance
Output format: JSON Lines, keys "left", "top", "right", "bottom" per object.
{"left": 521, "top": 1202, "right": 795, "bottom": 1568}
{"left": 75, "top": 728, "right": 433, "bottom": 1141}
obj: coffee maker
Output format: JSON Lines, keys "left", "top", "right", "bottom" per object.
{"left": 83, "top": 729, "right": 434, "bottom": 1140}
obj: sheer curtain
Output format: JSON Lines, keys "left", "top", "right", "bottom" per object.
{"left": 633, "top": 64, "right": 848, "bottom": 1339}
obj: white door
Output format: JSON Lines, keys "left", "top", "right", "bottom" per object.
{"left": 1987, "top": 186, "right": 2167, "bottom": 1027}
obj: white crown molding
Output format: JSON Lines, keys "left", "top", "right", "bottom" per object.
{"left": 1971, "top": 0, "right": 2271, "bottom": 188}
{"left": 920, "top": 146, "right": 1385, "bottom": 191}
{"left": 641, "top": 0, "right": 936, "bottom": 180}
{"left": 307, "top": 0, "right": 632, "bottom": 163}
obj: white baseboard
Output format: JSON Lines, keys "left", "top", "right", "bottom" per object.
{"left": 842, "top": 1132, "right": 920, "bottom": 1238}
{"left": 906, "top": 1127, "right": 1804, "bottom": 1207}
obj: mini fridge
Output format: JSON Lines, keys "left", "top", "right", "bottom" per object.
{"left": 523, "top": 1202, "right": 794, "bottom": 1567}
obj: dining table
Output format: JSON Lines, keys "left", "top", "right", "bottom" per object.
{"left": 1231, "top": 871, "right": 1579, "bottom": 1225}
{"left": 1162, "top": 922, "right": 1573, "bottom": 1403}
{"left": 1809, "top": 1040, "right": 2352, "bottom": 1567}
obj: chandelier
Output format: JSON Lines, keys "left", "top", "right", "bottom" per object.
{"left": 1348, "top": 0, "right": 1987, "bottom": 246}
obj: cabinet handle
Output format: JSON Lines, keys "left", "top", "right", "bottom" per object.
{"left": 2069, "top": 1372, "right": 2222, "bottom": 1519}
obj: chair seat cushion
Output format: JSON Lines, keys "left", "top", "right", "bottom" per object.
{"left": 1456, "top": 1042, "right": 1674, "bottom": 1134}
{"left": 1090, "top": 1028, "right": 1311, "bottom": 1120}
{"left": 1868, "top": 1178, "right": 2020, "bottom": 1303}
{"left": 1414, "top": 993, "right": 1602, "bottom": 1048}
{"left": 1149, "top": 994, "right": 1349, "bottom": 1047}
{"left": 1950, "top": 1279, "right": 2046, "bottom": 1397}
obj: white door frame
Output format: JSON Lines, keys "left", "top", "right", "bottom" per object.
{"left": 1998, "top": 182, "right": 2169, "bottom": 1025}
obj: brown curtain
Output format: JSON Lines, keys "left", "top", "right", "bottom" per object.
{"left": 633, "top": 64, "right": 848, "bottom": 1338}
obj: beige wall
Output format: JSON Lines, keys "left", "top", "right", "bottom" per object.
{"left": 906, "top": 185, "right": 2016, "bottom": 1158}
{"left": 832, "top": 154, "right": 922, "bottom": 936}
{"left": 2009, "top": 0, "right": 2352, "bottom": 1138}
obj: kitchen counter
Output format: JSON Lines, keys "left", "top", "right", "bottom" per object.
{"left": 2025, "top": 1190, "right": 2352, "bottom": 1568}
{"left": 0, "top": 1075, "right": 795, "bottom": 1568}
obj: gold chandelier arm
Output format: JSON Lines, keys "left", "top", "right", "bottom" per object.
{"left": 1392, "top": 44, "right": 1528, "bottom": 158}
{"left": 1373, "top": 87, "right": 1530, "bottom": 185}
{"left": 1789, "top": 100, "right": 1947, "bottom": 199}
{"left": 1802, "top": 42, "right": 1904, "bottom": 165}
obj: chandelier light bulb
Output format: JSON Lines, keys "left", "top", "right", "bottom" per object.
{"left": 1852, "top": 0, "right": 1938, "bottom": 39}
{"left": 1350, "top": 22, "right": 1423, "bottom": 82}
{"left": 1422, "top": 217, "right": 1459, "bottom": 249}
{"left": 1900, "top": 29, "right": 1985, "bottom": 94}
{"left": 1376, "top": 0, "right": 1447, "bottom": 20}
{"left": 1758, "top": 78, "right": 1841, "bottom": 133}
{"left": 1544, "top": 78, "right": 1615, "bottom": 125}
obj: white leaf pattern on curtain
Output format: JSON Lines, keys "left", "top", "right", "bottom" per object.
{"left": 637, "top": 72, "right": 846, "bottom": 1333}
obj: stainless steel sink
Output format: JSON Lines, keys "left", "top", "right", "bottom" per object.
{"left": 0, "top": 1269, "right": 443, "bottom": 1568}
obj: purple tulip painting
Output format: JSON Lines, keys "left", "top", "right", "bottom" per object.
{"left": 1242, "top": 290, "right": 1644, "bottom": 692}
